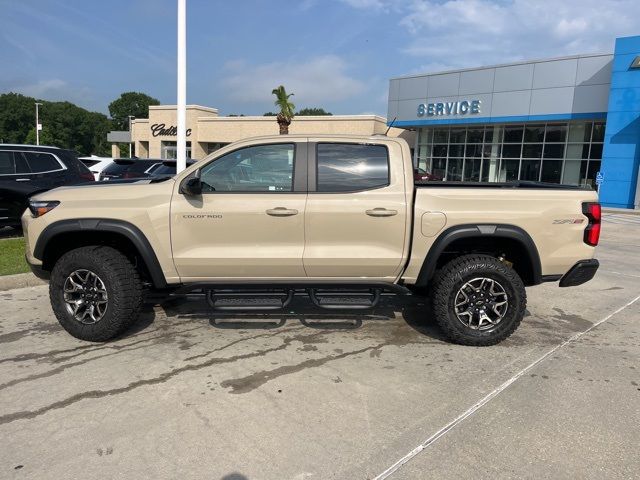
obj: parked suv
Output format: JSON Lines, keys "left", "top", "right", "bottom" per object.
{"left": 98, "top": 159, "right": 162, "bottom": 181}
{"left": 0, "top": 145, "right": 94, "bottom": 228}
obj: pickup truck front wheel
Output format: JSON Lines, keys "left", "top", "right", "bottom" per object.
{"left": 432, "top": 254, "right": 526, "bottom": 346}
{"left": 49, "top": 246, "right": 143, "bottom": 341}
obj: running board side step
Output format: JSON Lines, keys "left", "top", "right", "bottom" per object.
{"left": 308, "top": 288, "right": 381, "bottom": 310}
{"left": 206, "top": 289, "right": 294, "bottom": 311}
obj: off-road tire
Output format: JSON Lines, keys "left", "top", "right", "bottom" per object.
{"left": 432, "top": 254, "right": 526, "bottom": 346}
{"left": 50, "top": 246, "right": 143, "bottom": 341}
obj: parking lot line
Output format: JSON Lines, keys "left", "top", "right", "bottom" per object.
{"left": 373, "top": 293, "right": 640, "bottom": 480}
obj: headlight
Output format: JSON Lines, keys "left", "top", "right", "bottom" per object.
{"left": 28, "top": 200, "right": 60, "bottom": 218}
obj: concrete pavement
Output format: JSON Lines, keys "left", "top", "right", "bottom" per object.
{"left": 0, "top": 214, "right": 638, "bottom": 479}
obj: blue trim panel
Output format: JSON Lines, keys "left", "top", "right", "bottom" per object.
{"left": 599, "top": 35, "right": 640, "bottom": 209}
{"left": 389, "top": 112, "right": 608, "bottom": 127}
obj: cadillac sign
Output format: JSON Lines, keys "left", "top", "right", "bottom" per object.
{"left": 418, "top": 99, "right": 481, "bottom": 117}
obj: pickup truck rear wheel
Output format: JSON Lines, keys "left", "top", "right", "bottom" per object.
{"left": 49, "top": 246, "right": 143, "bottom": 341}
{"left": 432, "top": 254, "right": 526, "bottom": 346}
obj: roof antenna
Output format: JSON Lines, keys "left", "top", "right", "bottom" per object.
{"left": 384, "top": 117, "right": 397, "bottom": 136}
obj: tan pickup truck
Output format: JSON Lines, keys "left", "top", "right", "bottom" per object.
{"left": 22, "top": 135, "right": 601, "bottom": 346}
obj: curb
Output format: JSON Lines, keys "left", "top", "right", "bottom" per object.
{"left": 0, "top": 273, "right": 47, "bottom": 292}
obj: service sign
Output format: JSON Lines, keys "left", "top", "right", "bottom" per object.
{"left": 417, "top": 99, "right": 481, "bottom": 117}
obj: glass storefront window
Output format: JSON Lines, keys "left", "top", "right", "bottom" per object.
{"left": 566, "top": 143, "right": 589, "bottom": 159}
{"left": 415, "top": 120, "right": 605, "bottom": 185}
{"left": 448, "top": 145, "right": 464, "bottom": 157}
{"left": 562, "top": 160, "right": 585, "bottom": 185}
{"left": 464, "top": 158, "right": 482, "bottom": 181}
{"left": 467, "top": 128, "right": 484, "bottom": 143}
{"left": 522, "top": 143, "right": 542, "bottom": 159}
{"left": 590, "top": 143, "right": 603, "bottom": 159}
{"left": 568, "top": 122, "right": 591, "bottom": 142}
{"left": 502, "top": 144, "right": 521, "bottom": 158}
{"left": 433, "top": 129, "right": 448, "bottom": 143}
{"left": 503, "top": 125, "right": 524, "bottom": 143}
{"left": 543, "top": 144, "right": 565, "bottom": 159}
{"left": 520, "top": 159, "right": 541, "bottom": 181}
{"left": 524, "top": 125, "right": 545, "bottom": 143}
{"left": 541, "top": 160, "right": 563, "bottom": 183}
{"left": 432, "top": 158, "right": 447, "bottom": 178}
{"left": 447, "top": 158, "right": 463, "bottom": 181}
{"left": 500, "top": 159, "right": 520, "bottom": 181}
{"left": 545, "top": 124, "right": 567, "bottom": 143}
{"left": 449, "top": 128, "right": 466, "bottom": 143}
{"left": 592, "top": 122, "right": 605, "bottom": 142}
{"left": 465, "top": 144, "right": 483, "bottom": 158}
{"left": 432, "top": 144, "right": 447, "bottom": 157}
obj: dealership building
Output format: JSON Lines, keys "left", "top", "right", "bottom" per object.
{"left": 387, "top": 35, "right": 640, "bottom": 209}
{"left": 115, "top": 105, "right": 413, "bottom": 161}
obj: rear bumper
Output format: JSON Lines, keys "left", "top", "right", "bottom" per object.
{"left": 559, "top": 259, "right": 599, "bottom": 287}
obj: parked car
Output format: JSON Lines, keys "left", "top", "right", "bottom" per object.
{"left": 0, "top": 144, "right": 93, "bottom": 228}
{"left": 148, "top": 159, "right": 196, "bottom": 177}
{"left": 78, "top": 156, "right": 114, "bottom": 181}
{"left": 414, "top": 167, "right": 442, "bottom": 182}
{"left": 23, "top": 135, "right": 600, "bottom": 346}
{"left": 98, "top": 159, "right": 162, "bottom": 181}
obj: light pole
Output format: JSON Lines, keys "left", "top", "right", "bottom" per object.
{"left": 35, "top": 102, "right": 43, "bottom": 145}
{"left": 128, "top": 115, "right": 135, "bottom": 158}
{"left": 176, "top": 0, "right": 187, "bottom": 173}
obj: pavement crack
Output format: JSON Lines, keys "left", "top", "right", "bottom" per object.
{"left": 0, "top": 330, "right": 324, "bottom": 425}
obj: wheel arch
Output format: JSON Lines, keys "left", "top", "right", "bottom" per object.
{"left": 34, "top": 218, "right": 167, "bottom": 289}
{"left": 415, "top": 224, "right": 542, "bottom": 287}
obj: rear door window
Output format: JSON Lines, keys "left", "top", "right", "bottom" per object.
{"left": 14, "top": 153, "right": 31, "bottom": 174}
{"left": 0, "top": 151, "right": 15, "bottom": 175}
{"left": 23, "top": 152, "right": 63, "bottom": 173}
{"left": 316, "top": 143, "right": 389, "bottom": 192}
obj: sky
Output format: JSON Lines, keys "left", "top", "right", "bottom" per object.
{"left": 1, "top": 0, "right": 639, "bottom": 117}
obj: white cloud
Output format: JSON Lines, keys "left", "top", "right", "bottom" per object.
{"left": 345, "top": 0, "right": 640, "bottom": 71}
{"left": 219, "top": 55, "right": 366, "bottom": 107}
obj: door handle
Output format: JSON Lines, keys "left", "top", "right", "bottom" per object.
{"left": 16, "top": 178, "right": 31, "bottom": 182}
{"left": 366, "top": 208, "right": 398, "bottom": 217}
{"left": 266, "top": 207, "right": 299, "bottom": 217}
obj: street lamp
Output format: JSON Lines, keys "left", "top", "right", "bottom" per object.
{"left": 128, "top": 115, "right": 135, "bottom": 158}
{"left": 176, "top": 0, "right": 186, "bottom": 173}
{"left": 35, "top": 102, "right": 43, "bottom": 145}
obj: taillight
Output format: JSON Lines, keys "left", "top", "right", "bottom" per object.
{"left": 79, "top": 171, "right": 94, "bottom": 182}
{"left": 582, "top": 202, "right": 601, "bottom": 246}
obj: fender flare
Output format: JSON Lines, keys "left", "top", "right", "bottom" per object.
{"left": 415, "top": 223, "right": 542, "bottom": 286}
{"left": 34, "top": 218, "right": 168, "bottom": 288}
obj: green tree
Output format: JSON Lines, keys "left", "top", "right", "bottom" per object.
{"left": 263, "top": 112, "right": 277, "bottom": 116}
{"left": 108, "top": 91, "right": 160, "bottom": 130}
{"left": 297, "top": 107, "right": 332, "bottom": 116}
{"left": 271, "top": 85, "right": 295, "bottom": 135}
{"left": 0, "top": 92, "right": 112, "bottom": 156}
{"left": 24, "top": 127, "right": 55, "bottom": 146}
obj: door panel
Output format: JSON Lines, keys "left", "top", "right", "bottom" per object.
{"left": 170, "top": 142, "right": 307, "bottom": 279}
{"left": 303, "top": 141, "right": 408, "bottom": 278}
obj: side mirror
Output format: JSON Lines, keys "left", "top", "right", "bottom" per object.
{"left": 180, "top": 170, "right": 202, "bottom": 196}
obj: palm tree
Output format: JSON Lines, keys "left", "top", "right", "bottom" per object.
{"left": 271, "top": 85, "right": 295, "bottom": 135}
